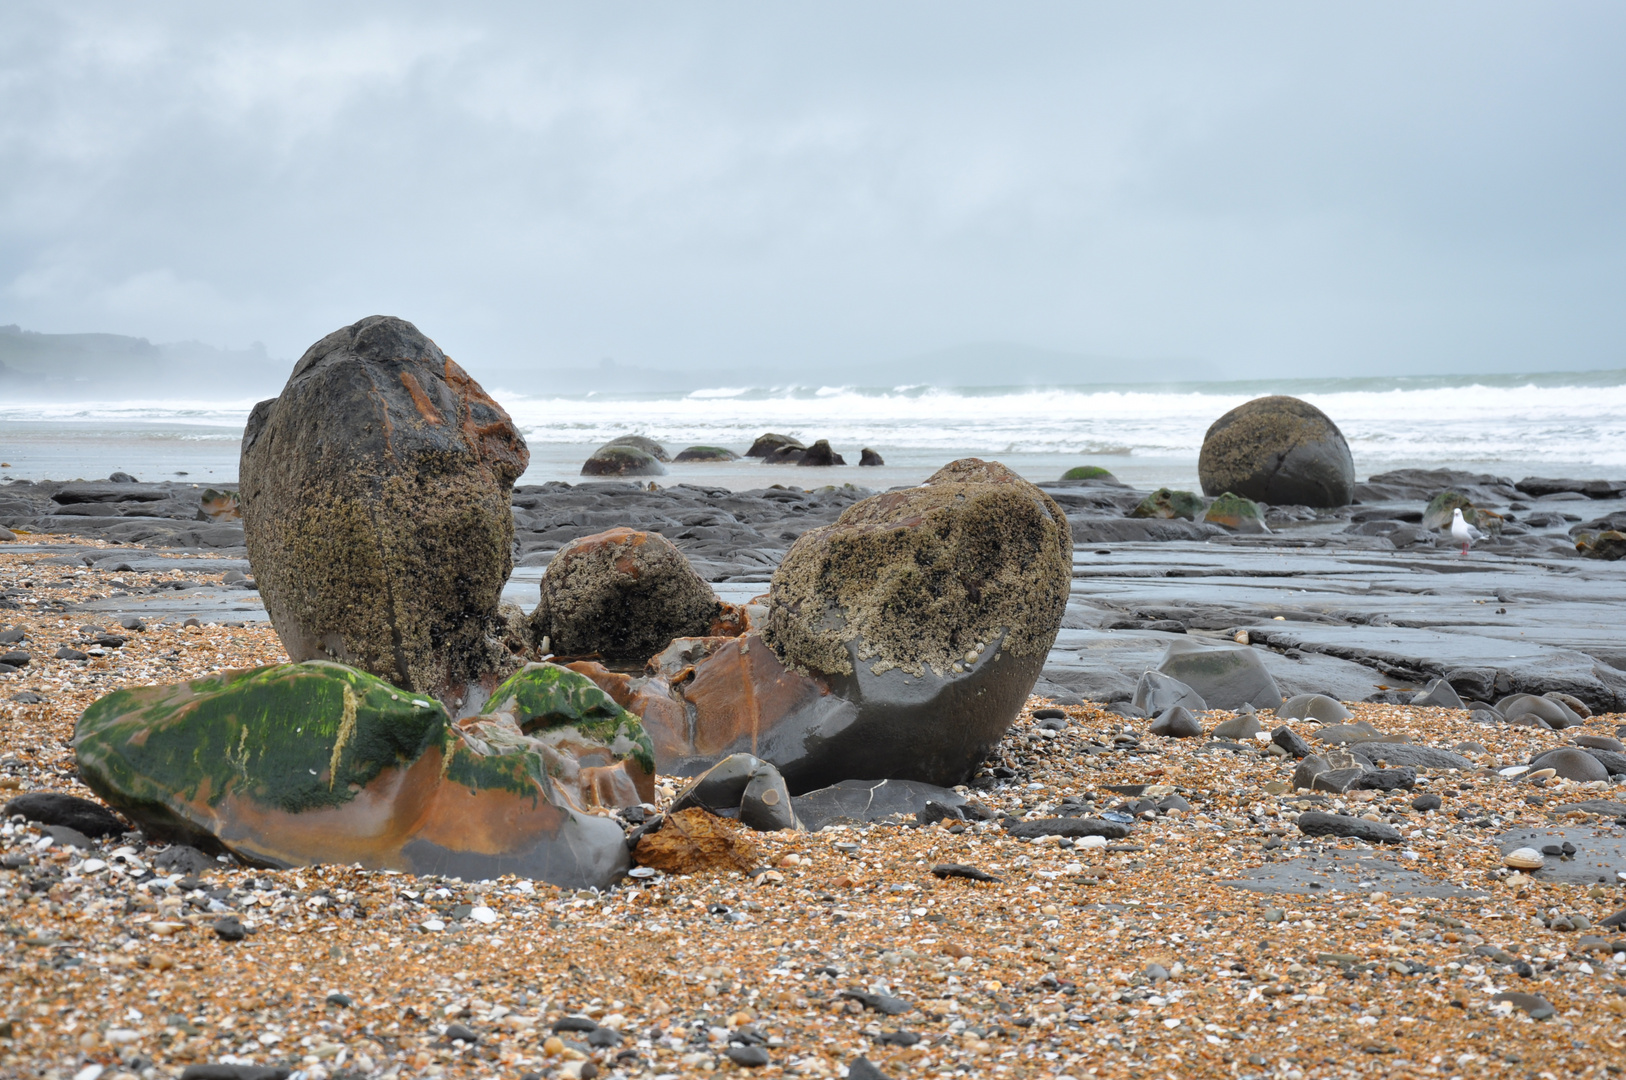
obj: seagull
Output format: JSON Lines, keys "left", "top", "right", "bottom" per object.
{"left": 1451, "top": 507, "right": 1485, "bottom": 555}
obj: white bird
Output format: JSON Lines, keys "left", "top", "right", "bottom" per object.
{"left": 1450, "top": 507, "right": 1485, "bottom": 555}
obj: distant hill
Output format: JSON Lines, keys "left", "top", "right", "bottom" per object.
{"left": 0, "top": 324, "right": 287, "bottom": 399}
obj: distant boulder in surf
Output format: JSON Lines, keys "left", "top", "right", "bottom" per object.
{"left": 746, "top": 433, "right": 804, "bottom": 459}
{"left": 859, "top": 448, "right": 884, "bottom": 466}
{"left": 796, "top": 439, "right": 846, "bottom": 466}
{"left": 604, "top": 435, "right": 670, "bottom": 462}
{"left": 1061, "top": 465, "right": 1116, "bottom": 482}
{"left": 582, "top": 443, "right": 666, "bottom": 477}
{"left": 1198, "top": 395, "right": 1355, "bottom": 508}
{"left": 673, "top": 445, "right": 739, "bottom": 462}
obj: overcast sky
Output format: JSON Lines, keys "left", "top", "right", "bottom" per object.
{"left": 2, "top": 2, "right": 1623, "bottom": 380}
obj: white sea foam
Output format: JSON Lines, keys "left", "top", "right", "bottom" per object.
{"left": 4, "top": 372, "right": 1625, "bottom": 479}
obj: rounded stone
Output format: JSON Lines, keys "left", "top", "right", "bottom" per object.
{"left": 603, "top": 435, "right": 670, "bottom": 462}
{"left": 581, "top": 444, "right": 666, "bottom": 477}
{"left": 1503, "top": 847, "right": 1544, "bottom": 870}
{"left": 745, "top": 433, "right": 804, "bottom": 459}
{"left": 1198, "top": 395, "right": 1355, "bottom": 508}
{"left": 1529, "top": 746, "right": 1610, "bottom": 783}
{"left": 672, "top": 445, "right": 739, "bottom": 462}
{"left": 239, "top": 315, "right": 529, "bottom": 701}
{"left": 532, "top": 527, "right": 723, "bottom": 660}
{"left": 760, "top": 457, "right": 1071, "bottom": 786}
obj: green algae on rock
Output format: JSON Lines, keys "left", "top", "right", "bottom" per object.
{"left": 1060, "top": 465, "right": 1116, "bottom": 481}
{"left": 1204, "top": 491, "right": 1268, "bottom": 533}
{"left": 483, "top": 662, "right": 657, "bottom": 801}
{"left": 73, "top": 660, "right": 637, "bottom": 888}
{"left": 1130, "top": 488, "right": 1205, "bottom": 522}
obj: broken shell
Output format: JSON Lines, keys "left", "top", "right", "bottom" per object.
{"left": 1525, "top": 768, "right": 1557, "bottom": 782}
{"left": 1234, "top": 630, "right": 1251, "bottom": 645}
{"left": 1502, "top": 847, "right": 1545, "bottom": 870}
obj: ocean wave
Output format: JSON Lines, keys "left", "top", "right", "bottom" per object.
{"left": 5, "top": 372, "right": 1625, "bottom": 471}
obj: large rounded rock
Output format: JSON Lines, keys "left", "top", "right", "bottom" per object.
{"left": 240, "top": 316, "right": 528, "bottom": 705}
{"left": 1198, "top": 396, "right": 1354, "bottom": 507}
{"left": 581, "top": 443, "right": 666, "bottom": 477}
{"left": 532, "top": 527, "right": 725, "bottom": 660}
{"left": 604, "top": 435, "right": 670, "bottom": 462}
{"left": 72, "top": 661, "right": 644, "bottom": 888}
{"left": 756, "top": 458, "right": 1070, "bottom": 787}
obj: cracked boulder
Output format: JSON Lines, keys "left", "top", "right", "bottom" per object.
{"left": 572, "top": 459, "right": 1071, "bottom": 792}
{"left": 72, "top": 661, "right": 645, "bottom": 889}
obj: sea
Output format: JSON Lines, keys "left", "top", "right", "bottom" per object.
{"left": 2, "top": 370, "right": 1624, "bottom": 492}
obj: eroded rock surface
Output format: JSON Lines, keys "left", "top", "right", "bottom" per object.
{"left": 1198, "top": 395, "right": 1355, "bottom": 508}
{"left": 532, "top": 527, "right": 729, "bottom": 661}
{"left": 240, "top": 316, "right": 528, "bottom": 705}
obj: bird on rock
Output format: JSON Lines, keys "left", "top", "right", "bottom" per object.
{"left": 1451, "top": 507, "right": 1485, "bottom": 556}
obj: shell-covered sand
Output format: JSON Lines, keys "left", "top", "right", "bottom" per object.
{"left": 2, "top": 543, "right": 1625, "bottom": 1080}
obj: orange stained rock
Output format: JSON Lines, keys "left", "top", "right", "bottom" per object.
{"left": 442, "top": 357, "right": 530, "bottom": 480}
{"left": 677, "top": 632, "right": 828, "bottom": 760}
{"left": 397, "top": 370, "right": 445, "bottom": 426}
{"left": 633, "top": 807, "right": 759, "bottom": 875}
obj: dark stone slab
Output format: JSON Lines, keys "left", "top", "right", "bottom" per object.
{"left": 1223, "top": 850, "right": 1485, "bottom": 898}
{"left": 1497, "top": 826, "right": 1626, "bottom": 886}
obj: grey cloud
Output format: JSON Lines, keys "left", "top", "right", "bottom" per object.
{"left": 1, "top": 1, "right": 1623, "bottom": 384}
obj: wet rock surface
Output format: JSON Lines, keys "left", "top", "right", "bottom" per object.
{"left": 72, "top": 661, "right": 643, "bottom": 889}
{"left": 238, "top": 316, "right": 529, "bottom": 704}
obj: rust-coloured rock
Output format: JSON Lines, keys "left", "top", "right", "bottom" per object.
{"left": 633, "top": 807, "right": 760, "bottom": 874}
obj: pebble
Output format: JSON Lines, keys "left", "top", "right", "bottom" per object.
{"left": 724, "top": 1045, "right": 771, "bottom": 1067}
{"left": 1295, "top": 811, "right": 1402, "bottom": 844}
{"left": 1503, "top": 847, "right": 1545, "bottom": 869}
{"left": 930, "top": 862, "right": 1000, "bottom": 882}
{"left": 1491, "top": 992, "right": 1556, "bottom": 1020}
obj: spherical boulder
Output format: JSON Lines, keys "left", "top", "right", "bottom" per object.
{"left": 1198, "top": 395, "right": 1355, "bottom": 508}
{"left": 532, "top": 527, "right": 724, "bottom": 660}
{"left": 758, "top": 458, "right": 1071, "bottom": 787}
{"left": 240, "top": 315, "right": 528, "bottom": 704}
{"left": 604, "top": 435, "right": 670, "bottom": 462}
{"left": 581, "top": 443, "right": 666, "bottom": 477}
{"left": 673, "top": 445, "right": 739, "bottom": 462}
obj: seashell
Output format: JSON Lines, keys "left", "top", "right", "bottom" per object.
{"left": 1502, "top": 847, "right": 1545, "bottom": 870}
{"left": 1234, "top": 630, "right": 1251, "bottom": 645}
{"left": 1525, "top": 768, "right": 1556, "bottom": 781}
